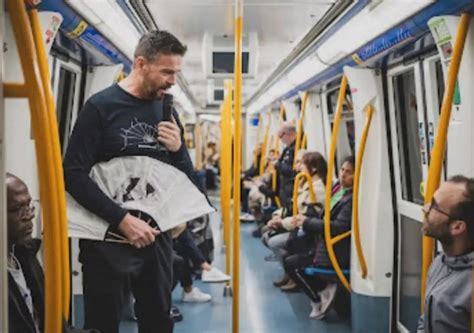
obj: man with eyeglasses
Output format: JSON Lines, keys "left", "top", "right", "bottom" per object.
{"left": 417, "top": 175, "right": 474, "bottom": 333}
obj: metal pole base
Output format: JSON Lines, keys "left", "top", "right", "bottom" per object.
{"left": 223, "top": 285, "right": 233, "bottom": 297}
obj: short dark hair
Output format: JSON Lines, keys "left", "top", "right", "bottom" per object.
{"left": 448, "top": 175, "right": 474, "bottom": 243}
{"left": 134, "top": 30, "right": 187, "bottom": 61}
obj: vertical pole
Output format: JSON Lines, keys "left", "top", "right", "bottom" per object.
{"left": 232, "top": 1, "right": 243, "bottom": 332}
{"left": 0, "top": 1, "right": 7, "bottom": 331}
{"left": 223, "top": 80, "right": 233, "bottom": 291}
{"left": 421, "top": 13, "right": 470, "bottom": 309}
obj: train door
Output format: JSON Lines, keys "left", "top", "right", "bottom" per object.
{"left": 387, "top": 56, "right": 445, "bottom": 332}
{"left": 51, "top": 59, "right": 82, "bottom": 156}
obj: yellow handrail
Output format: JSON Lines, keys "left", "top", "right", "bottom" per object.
{"left": 421, "top": 13, "right": 470, "bottom": 309}
{"left": 293, "top": 91, "right": 309, "bottom": 169}
{"left": 292, "top": 172, "right": 316, "bottom": 215}
{"left": 352, "top": 104, "right": 374, "bottom": 279}
{"left": 232, "top": 2, "right": 243, "bottom": 332}
{"left": 221, "top": 80, "right": 233, "bottom": 284}
{"left": 271, "top": 169, "right": 282, "bottom": 209}
{"left": 323, "top": 75, "right": 351, "bottom": 291}
{"left": 274, "top": 103, "right": 286, "bottom": 154}
{"left": 30, "top": 8, "right": 70, "bottom": 319}
{"left": 301, "top": 133, "right": 308, "bottom": 149}
{"left": 259, "top": 113, "right": 271, "bottom": 175}
{"left": 6, "top": 0, "right": 64, "bottom": 331}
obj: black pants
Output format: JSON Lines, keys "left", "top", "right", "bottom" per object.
{"left": 172, "top": 252, "right": 192, "bottom": 290}
{"left": 80, "top": 232, "right": 174, "bottom": 333}
{"left": 284, "top": 253, "right": 326, "bottom": 302}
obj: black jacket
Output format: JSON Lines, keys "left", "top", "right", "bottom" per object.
{"left": 302, "top": 186, "right": 352, "bottom": 268}
{"left": 274, "top": 141, "right": 296, "bottom": 211}
{"left": 8, "top": 240, "right": 44, "bottom": 333}
{"left": 8, "top": 240, "right": 100, "bottom": 333}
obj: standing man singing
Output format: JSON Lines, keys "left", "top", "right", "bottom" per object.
{"left": 64, "top": 31, "right": 192, "bottom": 333}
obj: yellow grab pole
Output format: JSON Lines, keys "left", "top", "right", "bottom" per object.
{"left": 222, "top": 80, "right": 233, "bottom": 282}
{"left": 352, "top": 105, "right": 374, "bottom": 279}
{"left": 301, "top": 133, "right": 308, "bottom": 149}
{"left": 323, "top": 75, "right": 351, "bottom": 291}
{"left": 421, "top": 13, "right": 470, "bottom": 308}
{"left": 274, "top": 103, "right": 286, "bottom": 154}
{"left": 30, "top": 9, "right": 70, "bottom": 319}
{"left": 271, "top": 169, "right": 282, "bottom": 209}
{"left": 232, "top": 1, "right": 243, "bottom": 332}
{"left": 259, "top": 114, "right": 271, "bottom": 175}
{"left": 7, "top": 0, "right": 63, "bottom": 331}
{"left": 293, "top": 91, "right": 309, "bottom": 169}
{"left": 292, "top": 172, "right": 316, "bottom": 215}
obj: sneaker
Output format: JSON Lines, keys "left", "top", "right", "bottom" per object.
{"left": 273, "top": 275, "right": 289, "bottom": 287}
{"left": 319, "top": 283, "right": 337, "bottom": 314}
{"left": 240, "top": 213, "right": 255, "bottom": 222}
{"left": 202, "top": 267, "right": 231, "bottom": 283}
{"left": 182, "top": 287, "right": 212, "bottom": 303}
{"left": 280, "top": 279, "right": 299, "bottom": 292}
{"left": 170, "top": 305, "right": 183, "bottom": 322}
{"left": 309, "top": 301, "right": 325, "bottom": 319}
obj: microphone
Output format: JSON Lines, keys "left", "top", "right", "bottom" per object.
{"left": 162, "top": 93, "right": 173, "bottom": 122}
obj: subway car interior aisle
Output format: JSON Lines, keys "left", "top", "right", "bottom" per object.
{"left": 3, "top": 0, "right": 474, "bottom": 333}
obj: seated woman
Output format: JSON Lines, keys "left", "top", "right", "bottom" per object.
{"left": 283, "top": 155, "right": 354, "bottom": 319}
{"left": 263, "top": 151, "right": 327, "bottom": 289}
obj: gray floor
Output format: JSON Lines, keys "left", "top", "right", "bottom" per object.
{"left": 74, "top": 197, "right": 352, "bottom": 332}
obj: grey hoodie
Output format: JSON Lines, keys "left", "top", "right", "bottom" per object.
{"left": 417, "top": 251, "right": 473, "bottom": 333}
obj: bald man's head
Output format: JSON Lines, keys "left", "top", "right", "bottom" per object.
{"left": 6, "top": 173, "right": 34, "bottom": 248}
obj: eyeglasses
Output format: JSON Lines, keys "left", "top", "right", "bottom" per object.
{"left": 8, "top": 203, "right": 36, "bottom": 219}
{"left": 422, "top": 198, "right": 457, "bottom": 221}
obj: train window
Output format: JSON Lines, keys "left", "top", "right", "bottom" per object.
{"left": 398, "top": 215, "right": 423, "bottom": 332}
{"left": 56, "top": 67, "right": 77, "bottom": 154}
{"left": 393, "top": 70, "right": 424, "bottom": 205}
{"left": 326, "top": 88, "right": 352, "bottom": 115}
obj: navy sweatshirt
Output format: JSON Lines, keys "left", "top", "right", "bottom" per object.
{"left": 63, "top": 84, "right": 194, "bottom": 228}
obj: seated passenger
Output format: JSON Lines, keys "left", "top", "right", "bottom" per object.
{"left": 263, "top": 151, "right": 327, "bottom": 289}
{"left": 284, "top": 156, "right": 354, "bottom": 319}
{"left": 417, "top": 176, "right": 474, "bottom": 333}
{"left": 6, "top": 173, "right": 97, "bottom": 333}
{"left": 171, "top": 224, "right": 230, "bottom": 303}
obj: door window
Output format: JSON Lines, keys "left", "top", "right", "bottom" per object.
{"left": 56, "top": 67, "right": 77, "bottom": 154}
{"left": 393, "top": 70, "right": 424, "bottom": 205}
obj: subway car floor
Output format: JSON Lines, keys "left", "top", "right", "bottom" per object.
{"left": 73, "top": 197, "right": 352, "bottom": 333}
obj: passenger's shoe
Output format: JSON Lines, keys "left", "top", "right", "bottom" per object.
{"left": 280, "top": 279, "right": 299, "bottom": 292}
{"left": 240, "top": 213, "right": 255, "bottom": 222}
{"left": 182, "top": 287, "right": 212, "bottom": 303}
{"left": 273, "top": 274, "right": 289, "bottom": 287}
{"left": 309, "top": 301, "right": 325, "bottom": 319}
{"left": 202, "top": 267, "right": 231, "bottom": 283}
{"left": 319, "top": 283, "right": 337, "bottom": 314}
{"left": 170, "top": 305, "right": 183, "bottom": 322}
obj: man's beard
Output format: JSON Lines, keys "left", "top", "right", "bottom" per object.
{"left": 143, "top": 81, "right": 171, "bottom": 100}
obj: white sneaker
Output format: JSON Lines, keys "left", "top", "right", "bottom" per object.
{"left": 202, "top": 267, "right": 231, "bottom": 283}
{"left": 182, "top": 287, "right": 212, "bottom": 303}
{"left": 319, "top": 283, "right": 337, "bottom": 314}
{"left": 240, "top": 213, "right": 255, "bottom": 221}
{"left": 309, "top": 301, "right": 325, "bottom": 319}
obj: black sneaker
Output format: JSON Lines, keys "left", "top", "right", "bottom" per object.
{"left": 170, "top": 305, "right": 183, "bottom": 322}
